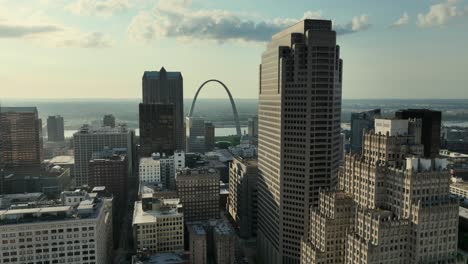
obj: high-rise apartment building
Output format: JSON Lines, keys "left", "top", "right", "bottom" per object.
{"left": 0, "top": 107, "right": 43, "bottom": 171}
{"left": 185, "top": 117, "right": 206, "bottom": 153}
{"left": 176, "top": 168, "right": 220, "bottom": 222}
{"left": 350, "top": 109, "right": 380, "bottom": 154}
{"left": 0, "top": 189, "right": 113, "bottom": 264}
{"left": 140, "top": 67, "right": 184, "bottom": 154}
{"left": 205, "top": 121, "right": 215, "bottom": 151}
{"left": 301, "top": 117, "right": 460, "bottom": 264}
{"left": 132, "top": 197, "right": 184, "bottom": 254}
{"left": 103, "top": 114, "right": 116, "bottom": 128}
{"left": 395, "top": 109, "right": 442, "bottom": 158}
{"left": 47, "top": 115, "right": 65, "bottom": 142}
{"left": 228, "top": 157, "right": 258, "bottom": 238}
{"left": 257, "top": 19, "right": 343, "bottom": 263}
{"left": 73, "top": 125, "right": 134, "bottom": 186}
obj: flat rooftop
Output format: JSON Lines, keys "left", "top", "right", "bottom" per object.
{"left": 48, "top": 156, "right": 75, "bottom": 165}
{"left": 133, "top": 201, "right": 181, "bottom": 225}
{"left": 451, "top": 182, "right": 468, "bottom": 191}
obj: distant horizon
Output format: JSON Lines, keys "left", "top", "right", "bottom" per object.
{"left": 2, "top": 97, "right": 468, "bottom": 101}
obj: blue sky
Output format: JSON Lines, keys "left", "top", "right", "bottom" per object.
{"left": 0, "top": 0, "right": 467, "bottom": 99}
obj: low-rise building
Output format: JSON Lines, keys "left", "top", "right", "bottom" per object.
{"left": 0, "top": 189, "right": 113, "bottom": 264}
{"left": 133, "top": 198, "right": 184, "bottom": 254}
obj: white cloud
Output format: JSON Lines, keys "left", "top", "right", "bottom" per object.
{"left": 66, "top": 0, "right": 131, "bottom": 17}
{"left": 0, "top": 4, "right": 112, "bottom": 48}
{"left": 392, "top": 12, "right": 409, "bottom": 27}
{"left": 127, "top": 0, "right": 369, "bottom": 43}
{"left": 417, "top": 0, "right": 466, "bottom": 27}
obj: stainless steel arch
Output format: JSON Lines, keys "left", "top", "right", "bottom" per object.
{"left": 189, "top": 79, "right": 241, "bottom": 137}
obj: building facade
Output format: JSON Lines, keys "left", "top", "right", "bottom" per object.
{"left": 350, "top": 109, "right": 380, "bottom": 154}
{"left": 139, "top": 103, "right": 176, "bottom": 157}
{"left": 205, "top": 121, "right": 215, "bottom": 152}
{"left": 132, "top": 198, "right": 184, "bottom": 254}
{"left": 185, "top": 117, "right": 206, "bottom": 153}
{"left": 176, "top": 168, "right": 220, "bottom": 222}
{"left": 102, "top": 115, "right": 115, "bottom": 128}
{"left": 73, "top": 125, "right": 134, "bottom": 186}
{"left": 139, "top": 151, "right": 185, "bottom": 190}
{"left": 248, "top": 115, "right": 258, "bottom": 138}
{"left": 228, "top": 157, "right": 258, "bottom": 238}
{"left": 301, "top": 117, "right": 461, "bottom": 264}
{"left": 88, "top": 151, "right": 127, "bottom": 202}
{"left": 257, "top": 19, "right": 343, "bottom": 264}
{"left": 188, "top": 224, "right": 207, "bottom": 264}
{"left": 0, "top": 190, "right": 113, "bottom": 264}
{"left": 141, "top": 67, "right": 184, "bottom": 152}
{"left": 0, "top": 107, "right": 43, "bottom": 171}
{"left": 47, "top": 115, "right": 65, "bottom": 142}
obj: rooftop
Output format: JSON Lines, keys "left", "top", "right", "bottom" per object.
{"left": 74, "top": 124, "right": 130, "bottom": 135}
{"left": 0, "top": 107, "right": 37, "bottom": 113}
{"left": 48, "top": 155, "right": 75, "bottom": 165}
{"left": 133, "top": 251, "right": 189, "bottom": 264}
{"left": 143, "top": 67, "right": 182, "bottom": 80}
{"left": 133, "top": 201, "right": 182, "bottom": 225}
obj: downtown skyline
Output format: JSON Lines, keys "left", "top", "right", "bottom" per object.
{"left": 1, "top": 0, "right": 468, "bottom": 100}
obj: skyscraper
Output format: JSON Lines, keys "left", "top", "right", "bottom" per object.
{"left": 248, "top": 115, "right": 258, "bottom": 138}
{"left": 139, "top": 103, "right": 176, "bottom": 156}
{"left": 47, "top": 115, "right": 65, "bottom": 142}
{"left": 257, "top": 19, "right": 343, "bottom": 264}
{"left": 140, "top": 67, "right": 184, "bottom": 154}
{"left": 395, "top": 109, "right": 441, "bottom": 158}
{"left": 0, "top": 107, "right": 43, "bottom": 171}
{"left": 350, "top": 109, "right": 380, "bottom": 154}
{"left": 73, "top": 125, "right": 134, "bottom": 186}
{"left": 204, "top": 121, "right": 215, "bottom": 151}
{"left": 185, "top": 117, "right": 206, "bottom": 153}
{"left": 103, "top": 114, "right": 116, "bottom": 128}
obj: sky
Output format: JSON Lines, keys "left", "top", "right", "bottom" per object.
{"left": 0, "top": 0, "right": 467, "bottom": 100}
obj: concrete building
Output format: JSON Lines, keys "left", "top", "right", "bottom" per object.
{"left": 141, "top": 67, "right": 184, "bottom": 152}
{"left": 139, "top": 103, "right": 177, "bottom": 157}
{"left": 88, "top": 149, "right": 128, "bottom": 202}
{"left": 73, "top": 124, "right": 134, "bottom": 186}
{"left": 450, "top": 182, "right": 468, "bottom": 199}
{"left": 186, "top": 117, "right": 206, "bottom": 153}
{"left": 228, "top": 135, "right": 257, "bottom": 158}
{"left": 395, "top": 109, "right": 442, "bottom": 158}
{"left": 188, "top": 224, "right": 207, "bottom": 264}
{"left": 133, "top": 198, "right": 184, "bottom": 254}
{"left": 0, "top": 189, "right": 113, "bottom": 264}
{"left": 257, "top": 19, "right": 343, "bottom": 264}
{"left": 176, "top": 168, "right": 220, "bottom": 222}
{"left": 139, "top": 151, "right": 185, "bottom": 190}
{"left": 204, "top": 121, "right": 215, "bottom": 152}
{"left": 301, "top": 117, "right": 461, "bottom": 264}
{"left": 102, "top": 114, "right": 115, "bottom": 128}
{"left": 248, "top": 115, "right": 258, "bottom": 138}
{"left": 0, "top": 107, "right": 43, "bottom": 172}
{"left": 350, "top": 109, "right": 380, "bottom": 154}
{"left": 228, "top": 157, "right": 258, "bottom": 238}
{"left": 47, "top": 115, "right": 65, "bottom": 142}
{"left": 213, "top": 221, "right": 236, "bottom": 264}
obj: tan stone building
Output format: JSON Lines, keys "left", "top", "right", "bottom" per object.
{"left": 301, "top": 117, "right": 462, "bottom": 264}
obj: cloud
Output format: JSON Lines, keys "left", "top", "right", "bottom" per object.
{"left": 0, "top": 24, "right": 60, "bottom": 38}
{"left": 334, "top": 15, "right": 371, "bottom": 35}
{"left": 392, "top": 12, "right": 409, "bottom": 27}
{"left": 66, "top": 0, "right": 131, "bottom": 17}
{"left": 417, "top": 0, "right": 467, "bottom": 27}
{"left": 128, "top": 0, "right": 369, "bottom": 43}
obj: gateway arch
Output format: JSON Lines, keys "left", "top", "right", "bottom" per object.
{"left": 188, "top": 79, "right": 241, "bottom": 137}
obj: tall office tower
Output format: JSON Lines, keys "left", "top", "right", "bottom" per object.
{"left": 185, "top": 117, "right": 206, "bottom": 153}
{"left": 257, "top": 19, "right": 343, "bottom": 263}
{"left": 73, "top": 125, "right": 134, "bottom": 186}
{"left": 0, "top": 107, "right": 43, "bottom": 171}
{"left": 88, "top": 149, "right": 127, "bottom": 202}
{"left": 133, "top": 197, "right": 184, "bottom": 254}
{"left": 176, "top": 168, "right": 220, "bottom": 222}
{"left": 350, "top": 109, "right": 380, "bottom": 154}
{"left": 139, "top": 103, "right": 176, "bottom": 156}
{"left": 204, "top": 121, "right": 215, "bottom": 151}
{"left": 47, "top": 115, "right": 65, "bottom": 142}
{"left": 141, "top": 67, "right": 184, "bottom": 151}
{"left": 103, "top": 114, "right": 116, "bottom": 128}
{"left": 228, "top": 157, "right": 258, "bottom": 238}
{"left": 395, "top": 109, "right": 441, "bottom": 158}
{"left": 300, "top": 117, "right": 460, "bottom": 264}
{"left": 248, "top": 115, "right": 259, "bottom": 138}
{"left": 0, "top": 189, "right": 113, "bottom": 264}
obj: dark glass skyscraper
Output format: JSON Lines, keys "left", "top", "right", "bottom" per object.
{"left": 47, "top": 115, "right": 65, "bottom": 142}
{"left": 350, "top": 109, "right": 380, "bottom": 154}
{"left": 395, "top": 109, "right": 442, "bottom": 158}
{"left": 139, "top": 67, "right": 184, "bottom": 155}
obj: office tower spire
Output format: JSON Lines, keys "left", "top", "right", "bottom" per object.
{"left": 257, "top": 19, "right": 343, "bottom": 264}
